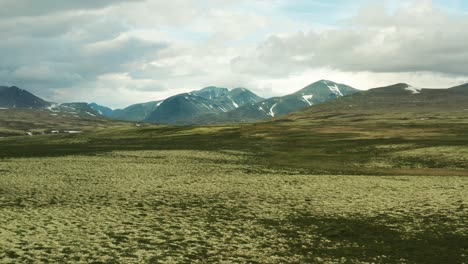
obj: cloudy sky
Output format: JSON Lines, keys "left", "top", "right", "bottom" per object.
{"left": 1, "top": 0, "right": 468, "bottom": 108}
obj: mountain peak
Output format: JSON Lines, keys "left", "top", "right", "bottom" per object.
{"left": 231, "top": 87, "right": 248, "bottom": 92}
{"left": 318, "top": 79, "right": 335, "bottom": 84}
{"left": 395, "top": 83, "right": 411, "bottom": 87}
{"left": 199, "top": 86, "right": 229, "bottom": 91}
{"left": 296, "top": 80, "right": 359, "bottom": 96}
{"left": 0, "top": 86, "right": 20, "bottom": 92}
{"left": 0, "top": 85, "right": 50, "bottom": 109}
{"left": 230, "top": 87, "right": 257, "bottom": 96}
{"left": 192, "top": 86, "right": 229, "bottom": 99}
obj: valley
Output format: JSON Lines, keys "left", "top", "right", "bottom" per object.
{"left": 1, "top": 80, "right": 467, "bottom": 263}
{"left": 3, "top": 1, "right": 468, "bottom": 263}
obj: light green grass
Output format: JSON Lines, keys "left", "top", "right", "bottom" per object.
{"left": 1, "top": 150, "right": 466, "bottom": 263}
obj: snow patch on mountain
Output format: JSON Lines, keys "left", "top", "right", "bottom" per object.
{"left": 47, "top": 104, "right": 59, "bottom": 112}
{"left": 301, "top": 95, "right": 314, "bottom": 106}
{"left": 268, "top": 103, "right": 278, "bottom": 117}
{"left": 219, "top": 106, "right": 228, "bottom": 112}
{"left": 230, "top": 97, "right": 239, "bottom": 108}
{"left": 328, "top": 84, "right": 344, "bottom": 96}
{"left": 200, "top": 103, "right": 211, "bottom": 110}
{"left": 405, "top": 86, "right": 422, "bottom": 94}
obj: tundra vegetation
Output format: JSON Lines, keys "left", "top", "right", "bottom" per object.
{"left": 0, "top": 108, "right": 467, "bottom": 263}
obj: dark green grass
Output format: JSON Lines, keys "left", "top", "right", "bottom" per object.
{"left": 1, "top": 110, "right": 467, "bottom": 176}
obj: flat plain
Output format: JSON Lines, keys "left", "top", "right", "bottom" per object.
{"left": 0, "top": 150, "right": 466, "bottom": 263}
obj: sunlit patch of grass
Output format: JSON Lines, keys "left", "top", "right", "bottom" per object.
{"left": 394, "top": 146, "right": 468, "bottom": 169}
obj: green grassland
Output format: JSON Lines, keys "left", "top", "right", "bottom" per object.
{"left": 1, "top": 108, "right": 467, "bottom": 176}
{"left": 0, "top": 108, "right": 133, "bottom": 137}
{"left": 0, "top": 151, "right": 466, "bottom": 263}
{"left": 0, "top": 108, "right": 467, "bottom": 263}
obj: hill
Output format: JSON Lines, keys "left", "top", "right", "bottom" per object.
{"left": 0, "top": 107, "right": 132, "bottom": 137}
{"left": 0, "top": 86, "right": 110, "bottom": 119}
{"left": 292, "top": 83, "right": 468, "bottom": 115}
{"left": 0, "top": 86, "right": 51, "bottom": 109}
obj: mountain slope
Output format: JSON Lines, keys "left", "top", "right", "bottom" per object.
{"left": 51, "top": 103, "right": 103, "bottom": 117}
{"left": 144, "top": 87, "right": 264, "bottom": 124}
{"left": 111, "top": 101, "right": 162, "bottom": 121}
{"left": 89, "top": 103, "right": 114, "bottom": 117}
{"left": 293, "top": 83, "right": 468, "bottom": 114}
{"left": 199, "top": 80, "right": 360, "bottom": 123}
{"left": 0, "top": 86, "right": 51, "bottom": 109}
{"left": 144, "top": 93, "right": 217, "bottom": 123}
{"left": 0, "top": 85, "right": 113, "bottom": 119}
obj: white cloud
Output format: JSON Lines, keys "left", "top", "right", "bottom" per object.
{"left": 232, "top": 1, "right": 468, "bottom": 77}
{"left": 0, "top": 0, "right": 467, "bottom": 108}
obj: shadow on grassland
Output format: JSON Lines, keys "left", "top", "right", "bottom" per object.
{"left": 259, "top": 214, "right": 467, "bottom": 264}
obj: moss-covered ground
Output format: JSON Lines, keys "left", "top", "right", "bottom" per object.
{"left": 0, "top": 151, "right": 466, "bottom": 263}
{"left": 0, "top": 109, "right": 467, "bottom": 263}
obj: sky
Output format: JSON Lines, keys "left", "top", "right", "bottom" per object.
{"left": 1, "top": 0, "right": 468, "bottom": 108}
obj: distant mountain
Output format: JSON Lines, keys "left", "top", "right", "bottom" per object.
{"left": 48, "top": 103, "right": 102, "bottom": 118}
{"left": 89, "top": 103, "right": 114, "bottom": 116}
{"left": 195, "top": 80, "right": 360, "bottom": 123}
{"left": 0, "top": 85, "right": 108, "bottom": 119}
{"left": 144, "top": 87, "right": 264, "bottom": 124}
{"left": 3, "top": 81, "right": 466, "bottom": 128}
{"left": 192, "top": 86, "right": 229, "bottom": 99}
{"left": 0, "top": 82, "right": 358, "bottom": 125}
{"left": 294, "top": 83, "right": 468, "bottom": 114}
{"left": 0, "top": 85, "right": 265, "bottom": 124}
{"left": 110, "top": 101, "right": 162, "bottom": 122}
{"left": 0, "top": 86, "right": 51, "bottom": 109}
{"left": 87, "top": 101, "right": 163, "bottom": 121}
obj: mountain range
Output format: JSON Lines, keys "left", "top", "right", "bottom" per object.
{"left": 0, "top": 86, "right": 102, "bottom": 118}
{"left": 193, "top": 80, "right": 360, "bottom": 124}
{"left": 2, "top": 81, "right": 466, "bottom": 126}
{"left": 143, "top": 87, "right": 264, "bottom": 124}
{"left": 0, "top": 80, "right": 360, "bottom": 124}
